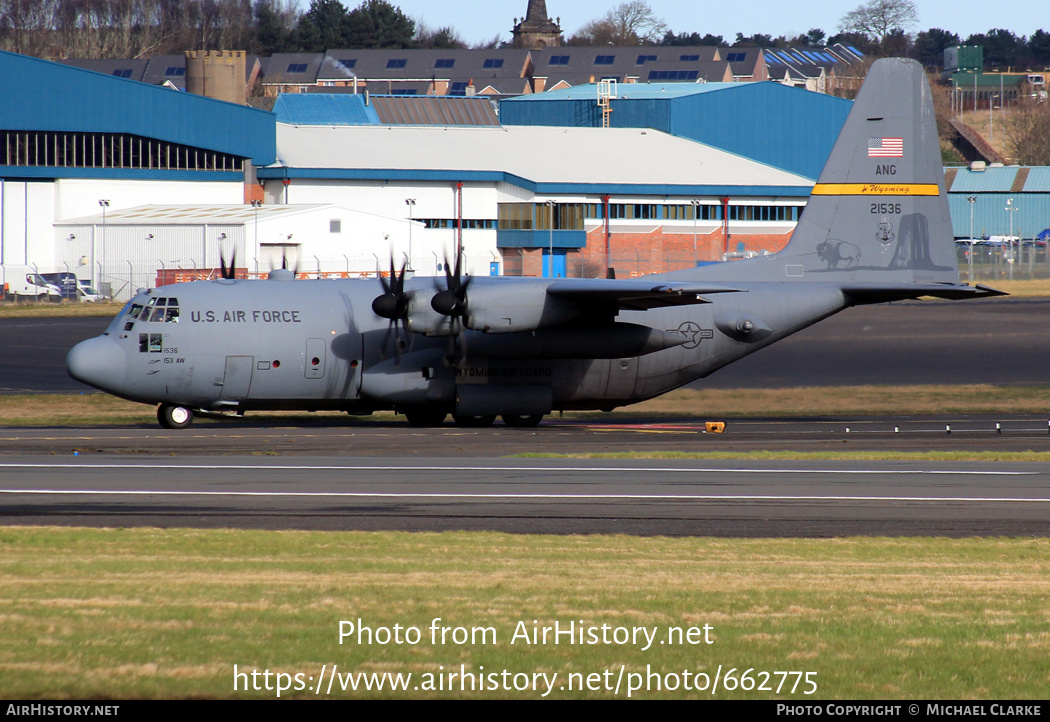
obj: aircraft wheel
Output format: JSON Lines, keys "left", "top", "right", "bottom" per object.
{"left": 403, "top": 408, "right": 447, "bottom": 427}
{"left": 501, "top": 414, "right": 544, "bottom": 428}
{"left": 158, "top": 404, "right": 194, "bottom": 429}
{"left": 452, "top": 414, "right": 496, "bottom": 428}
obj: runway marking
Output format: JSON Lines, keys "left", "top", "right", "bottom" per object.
{"left": 0, "top": 462, "right": 1035, "bottom": 476}
{"left": 0, "top": 489, "right": 1047, "bottom": 503}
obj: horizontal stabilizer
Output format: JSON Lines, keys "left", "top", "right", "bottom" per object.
{"left": 842, "top": 282, "right": 1008, "bottom": 304}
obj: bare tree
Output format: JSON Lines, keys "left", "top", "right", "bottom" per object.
{"left": 839, "top": 0, "right": 917, "bottom": 45}
{"left": 569, "top": 1, "right": 666, "bottom": 46}
{"left": 1003, "top": 87, "right": 1050, "bottom": 165}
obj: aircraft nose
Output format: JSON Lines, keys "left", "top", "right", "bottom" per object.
{"left": 67, "top": 336, "right": 126, "bottom": 393}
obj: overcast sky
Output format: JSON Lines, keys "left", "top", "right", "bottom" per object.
{"left": 330, "top": 0, "right": 1046, "bottom": 47}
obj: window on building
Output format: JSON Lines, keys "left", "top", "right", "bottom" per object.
{"left": 483, "top": 58, "right": 504, "bottom": 69}
{"left": 112, "top": 68, "right": 133, "bottom": 78}
{"left": 549, "top": 55, "right": 570, "bottom": 65}
{"left": 386, "top": 58, "right": 407, "bottom": 69}
{"left": 337, "top": 58, "right": 356, "bottom": 69}
{"left": 330, "top": 219, "right": 341, "bottom": 233}
{"left": 435, "top": 58, "right": 455, "bottom": 69}
{"left": 595, "top": 55, "right": 615, "bottom": 65}
{"left": 680, "top": 54, "right": 699, "bottom": 62}
{"left": 164, "top": 67, "right": 185, "bottom": 77}
{"left": 636, "top": 54, "right": 657, "bottom": 65}
{"left": 286, "top": 63, "right": 308, "bottom": 73}
{"left": 726, "top": 52, "right": 746, "bottom": 62}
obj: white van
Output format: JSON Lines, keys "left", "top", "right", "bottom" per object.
{"left": 3, "top": 272, "right": 62, "bottom": 302}
{"left": 76, "top": 284, "right": 106, "bottom": 303}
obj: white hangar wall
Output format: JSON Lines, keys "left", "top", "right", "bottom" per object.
{"left": 264, "top": 178, "right": 501, "bottom": 277}
{"left": 55, "top": 203, "right": 422, "bottom": 302}
{"left": 0, "top": 178, "right": 244, "bottom": 293}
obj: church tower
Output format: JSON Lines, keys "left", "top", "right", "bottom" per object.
{"left": 512, "top": 0, "right": 562, "bottom": 49}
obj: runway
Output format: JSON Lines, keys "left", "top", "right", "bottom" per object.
{"left": 2, "top": 455, "right": 1049, "bottom": 536}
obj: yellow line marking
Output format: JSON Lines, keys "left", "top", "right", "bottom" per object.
{"left": 810, "top": 183, "right": 940, "bottom": 196}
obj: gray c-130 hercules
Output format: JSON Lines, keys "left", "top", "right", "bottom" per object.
{"left": 67, "top": 58, "right": 1003, "bottom": 429}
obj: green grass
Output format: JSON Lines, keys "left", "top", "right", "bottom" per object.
{"left": 515, "top": 450, "right": 1050, "bottom": 462}
{"left": 1, "top": 528, "right": 1047, "bottom": 699}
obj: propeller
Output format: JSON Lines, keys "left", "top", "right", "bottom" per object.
{"left": 431, "top": 252, "right": 472, "bottom": 361}
{"left": 371, "top": 260, "right": 410, "bottom": 363}
{"left": 219, "top": 248, "right": 237, "bottom": 280}
{"left": 431, "top": 252, "right": 471, "bottom": 320}
{"left": 267, "top": 252, "right": 298, "bottom": 281}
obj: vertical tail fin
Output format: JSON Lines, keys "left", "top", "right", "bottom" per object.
{"left": 706, "top": 58, "right": 960, "bottom": 286}
{"left": 780, "top": 57, "right": 957, "bottom": 283}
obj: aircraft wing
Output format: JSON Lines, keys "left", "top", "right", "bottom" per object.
{"left": 545, "top": 279, "right": 744, "bottom": 311}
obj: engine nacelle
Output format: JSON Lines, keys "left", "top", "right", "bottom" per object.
{"left": 462, "top": 283, "right": 583, "bottom": 334}
{"left": 405, "top": 287, "right": 455, "bottom": 336}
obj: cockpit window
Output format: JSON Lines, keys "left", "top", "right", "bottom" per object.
{"left": 127, "top": 304, "right": 144, "bottom": 320}
{"left": 144, "top": 298, "right": 179, "bottom": 322}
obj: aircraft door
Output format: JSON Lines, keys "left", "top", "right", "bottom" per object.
{"left": 305, "top": 338, "right": 326, "bottom": 379}
{"left": 605, "top": 357, "right": 638, "bottom": 397}
{"left": 220, "top": 355, "right": 254, "bottom": 399}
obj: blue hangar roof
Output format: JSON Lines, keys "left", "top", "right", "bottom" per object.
{"left": 0, "top": 50, "right": 275, "bottom": 173}
{"left": 500, "top": 81, "right": 853, "bottom": 180}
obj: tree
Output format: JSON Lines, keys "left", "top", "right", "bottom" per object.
{"left": 415, "top": 21, "right": 466, "bottom": 49}
{"left": 569, "top": 1, "right": 666, "bottom": 46}
{"left": 295, "top": 0, "right": 347, "bottom": 52}
{"left": 253, "top": 0, "right": 298, "bottom": 55}
{"left": 1002, "top": 87, "right": 1050, "bottom": 165}
{"left": 660, "top": 31, "right": 723, "bottom": 47}
{"left": 344, "top": 0, "right": 414, "bottom": 48}
{"left": 910, "top": 28, "right": 959, "bottom": 67}
{"left": 793, "top": 28, "right": 827, "bottom": 47}
{"left": 733, "top": 32, "right": 774, "bottom": 47}
{"left": 839, "top": 0, "right": 917, "bottom": 46}
{"left": 1029, "top": 29, "right": 1050, "bottom": 65}
{"left": 964, "top": 29, "right": 1025, "bottom": 67}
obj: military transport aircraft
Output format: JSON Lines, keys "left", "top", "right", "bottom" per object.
{"left": 67, "top": 58, "right": 1003, "bottom": 429}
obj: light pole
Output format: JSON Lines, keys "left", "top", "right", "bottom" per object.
{"left": 966, "top": 196, "right": 977, "bottom": 280}
{"left": 405, "top": 198, "right": 416, "bottom": 271}
{"left": 545, "top": 200, "right": 554, "bottom": 278}
{"left": 1006, "top": 198, "right": 1019, "bottom": 279}
{"left": 98, "top": 200, "right": 109, "bottom": 291}
{"left": 690, "top": 199, "right": 701, "bottom": 268}
{"left": 251, "top": 200, "right": 262, "bottom": 277}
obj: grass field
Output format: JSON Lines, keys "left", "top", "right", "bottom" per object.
{"left": 1, "top": 527, "right": 1048, "bottom": 700}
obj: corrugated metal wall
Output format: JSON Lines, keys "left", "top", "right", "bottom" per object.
{"left": 500, "top": 83, "right": 852, "bottom": 180}
{"left": 947, "top": 167, "right": 1050, "bottom": 238}
{"left": 0, "top": 50, "right": 276, "bottom": 166}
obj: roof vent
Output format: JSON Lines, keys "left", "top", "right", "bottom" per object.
{"left": 969, "top": 160, "right": 986, "bottom": 172}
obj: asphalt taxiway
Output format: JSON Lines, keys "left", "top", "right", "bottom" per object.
{"left": 2, "top": 452, "right": 1048, "bottom": 536}
{"left": 1, "top": 416, "right": 1049, "bottom": 536}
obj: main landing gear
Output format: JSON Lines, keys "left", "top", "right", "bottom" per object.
{"left": 158, "top": 403, "right": 194, "bottom": 429}
{"left": 501, "top": 414, "right": 544, "bottom": 428}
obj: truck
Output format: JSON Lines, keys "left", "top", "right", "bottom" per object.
{"left": 2, "top": 271, "right": 63, "bottom": 302}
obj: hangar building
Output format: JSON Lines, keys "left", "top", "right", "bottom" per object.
{"left": 0, "top": 50, "right": 274, "bottom": 298}
{"left": 258, "top": 116, "right": 813, "bottom": 279}
{"left": 499, "top": 81, "right": 853, "bottom": 180}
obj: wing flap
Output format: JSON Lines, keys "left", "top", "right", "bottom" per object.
{"left": 546, "top": 279, "right": 743, "bottom": 310}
